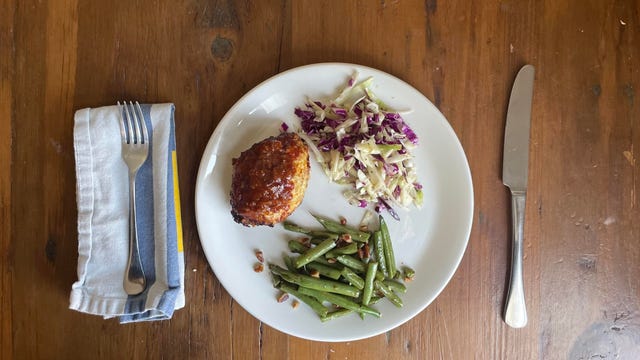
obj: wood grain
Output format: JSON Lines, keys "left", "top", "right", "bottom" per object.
{"left": 1, "top": 0, "right": 15, "bottom": 358}
{"left": 535, "top": 1, "right": 640, "bottom": 358}
{"left": 4, "top": 0, "right": 640, "bottom": 358}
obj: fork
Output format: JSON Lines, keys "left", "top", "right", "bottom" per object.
{"left": 118, "top": 101, "right": 149, "bottom": 295}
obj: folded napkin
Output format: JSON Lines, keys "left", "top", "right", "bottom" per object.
{"left": 70, "top": 103, "right": 185, "bottom": 323}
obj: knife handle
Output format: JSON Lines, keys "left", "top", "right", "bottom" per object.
{"left": 504, "top": 190, "right": 528, "bottom": 328}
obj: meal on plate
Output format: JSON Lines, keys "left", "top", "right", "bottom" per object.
{"left": 230, "top": 132, "right": 310, "bottom": 227}
{"left": 293, "top": 74, "right": 423, "bottom": 219}
{"left": 268, "top": 214, "right": 415, "bottom": 322}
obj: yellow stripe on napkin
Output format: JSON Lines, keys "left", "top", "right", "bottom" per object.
{"left": 172, "top": 151, "right": 184, "bottom": 253}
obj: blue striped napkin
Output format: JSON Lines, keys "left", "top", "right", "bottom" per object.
{"left": 70, "top": 103, "right": 185, "bottom": 323}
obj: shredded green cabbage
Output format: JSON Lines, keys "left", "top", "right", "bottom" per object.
{"left": 294, "top": 73, "right": 423, "bottom": 217}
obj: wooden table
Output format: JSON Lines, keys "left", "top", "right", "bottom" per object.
{"left": 3, "top": 0, "right": 639, "bottom": 358}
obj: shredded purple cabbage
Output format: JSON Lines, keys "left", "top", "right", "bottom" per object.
{"left": 393, "top": 185, "right": 401, "bottom": 198}
{"left": 292, "top": 76, "right": 422, "bottom": 217}
{"left": 378, "top": 197, "right": 400, "bottom": 221}
{"left": 401, "top": 124, "right": 418, "bottom": 145}
{"left": 333, "top": 108, "right": 348, "bottom": 118}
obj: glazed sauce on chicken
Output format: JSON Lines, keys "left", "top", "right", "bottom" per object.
{"left": 230, "top": 132, "right": 310, "bottom": 227}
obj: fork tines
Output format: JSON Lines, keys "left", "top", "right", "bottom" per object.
{"left": 117, "top": 101, "right": 149, "bottom": 145}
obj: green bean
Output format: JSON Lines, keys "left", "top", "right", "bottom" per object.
{"left": 277, "top": 215, "right": 412, "bottom": 322}
{"left": 283, "top": 256, "right": 296, "bottom": 272}
{"left": 310, "top": 233, "right": 338, "bottom": 245}
{"left": 271, "top": 273, "right": 282, "bottom": 288}
{"left": 362, "top": 296, "right": 382, "bottom": 319}
{"left": 362, "top": 262, "right": 378, "bottom": 306}
{"left": 340, "top": 267, "right": 365, "bottom": 290}
{"left": 379, "top": 216, "right": 396, "bottom": 278}
{"left": 320, "top": 308, "right": 353, "bottom": 322}
{"left": 311, "top": 256, "right": 341, "bottom": 268}
{"left": 372, "top": 230, "right": 388, "bottom": 276}
{"left": 288, "top": 240, "right": 310, "bottom": 254}
{"left": 278, "top": 283, "right": 329, "bottom": 317}
{"left": 269, "top": 264, "right": 360, "bottom": 297}
{"left": 383, "top": 279, "right": 407, "bottom": 294}
{"left": 368, "top": 236, "right": 375, "bottom": 258}
{"left": 311, "top": 214, "right": 371, "bottom": 242}
{"left": 307, "top": 262, "right": 342, "bottom": 280}
{"left": 319, "top": 296, "right": 383, "bottom": 322}
{"left": 297, "top": 287, "right": 380, "bottom": 317}
{"left": 283, "top": 221, "right": 335, "bottom": 239}
{"left": 283, "top": 221, "right": 313, "bottom": 234}
{"left": 336, "top": 255, "right": 366, "bottom": 273}
{"left": 363, "top": 239, "right": 385, "bottom": 281}
{"left": 294, "top": 237, "right": 336, "bottom": 268}
{"left": 325, "top": 243, "right": 358, "bottom": 258}
{"left": 374, "top": 280, "right": 403, "bottom": 308}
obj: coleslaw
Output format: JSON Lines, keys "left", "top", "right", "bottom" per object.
{"left": 293, "top": 73, "right": 423, "bottom": 219}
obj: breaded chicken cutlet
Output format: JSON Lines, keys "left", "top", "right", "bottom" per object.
{"left": 230, "top": 132, "right": 310, "bottom": 227}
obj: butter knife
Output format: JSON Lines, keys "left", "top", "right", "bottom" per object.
{"left": 502, "top": 64, "right": 535, "bottom": 328}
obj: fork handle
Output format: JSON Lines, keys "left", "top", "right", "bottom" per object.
{"left": 124, "top": 172, "right": 147, "bottom": 295}
{"left": 503, "top": 190, "right": 527, "bottom": 328}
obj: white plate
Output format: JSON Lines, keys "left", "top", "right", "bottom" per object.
{"left": 195, "top": 63, "right": 473, "bottom": 342}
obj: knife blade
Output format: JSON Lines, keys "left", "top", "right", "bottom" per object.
{"left": 502, "top": 64, "right": 535, "bottom": 328}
